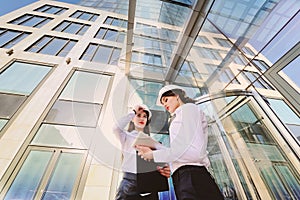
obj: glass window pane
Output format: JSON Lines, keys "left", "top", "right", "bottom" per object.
{"left": 53, "top": 21, "right": 69, "bottom": 32}
{"left": 109, "top": 48, "right": 121, "bottom": 65}
{"left": 0, "top": 119, "right": 8, "bottom": 131}
{"left": 90, "top": 14, "right": 98, "bottom": 22}
{"left": 10, "top": 15, "right": 32, "bottom": 25}
{"left": 35, "top": 18, "right": 52, "bottom": 28}
{"left": 0, "top": 93, "right": 26, "bottom": 118}
{"left": 3, "top": 32, "right": 30, "bottom": 49}
{"left": 4, "top": 151, "right": 53, "bottom": 200}
{"left": 80, "top": 13, "right": 92, "bottom": 21}
{"left": 80, "top": 44, "right": 97, "bottom": 61}
{"left": 57, "top": 40, "right": 76, "bottom": 57}
{"left": 32, "top": 124, "right": 96, "bottom": 148}
{"left": 47, "top": 7, "right": 61, "bottom": 14}
{"left": 260, "top": 167, "right": 290, "bottom": 199}
{"left": 268, "top": 98, "right": 300, "bottom": 139}
{"left": 70, "top": 11, "right": 82, "bottom": 18}
{"left": 45, "top": 100, "right": 101, "bottom": 127}
{"left": 94, "top": 28, "right": 106, "bottom": 39}
{"left": 77, "top": 25, "right": 89, "bottom": 35}
{"left": 104, "top": 17, "right": 113, "bottom": 24}
{"left": 40, "top": 37, "right": 67, "bottom": 55}
{"left": 104, "top": 29, "right": 117, "bottom": 41}
{"left": 42, "top": 152, "right": 83, "bottom": 200}
{"left": 117, "top": 33, "right": 125, "bottom": 43}
{"left": 0, "top": 30, "right": 19, "bottom": 47}
{"left": 92, "top": 45, "right": 111, "bottom": 63}
{"left": 60, "top": 71, "right": 111, "bottom": 103}
{"left": 275, "top": 165, "right": 300, "bottom": 199}
{"left": 0, "top": 62, "right": 51, "bottom": 95}
{"left": 64, "top": 23, "right": 82, "bottom": 34}
{"left": 27, "top": 36, "right": 51, "bottom": 53}
{"left": 21, "top": 16, "right": 45, "bottom": 27}
{"left": 280, "top": 56, "right": 300, "bottom": 92}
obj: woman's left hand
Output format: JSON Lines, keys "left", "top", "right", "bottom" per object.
{"left": 136, "top": 145, "right": 153, "bottom": 161}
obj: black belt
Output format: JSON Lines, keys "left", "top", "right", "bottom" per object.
{"left": 123, "top": 172, "right": 137, "bottom": 180}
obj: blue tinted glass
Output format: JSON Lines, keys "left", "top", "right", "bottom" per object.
{"left": 80, "top": 44, "right": 98, "bottom": 61}
{"left": 21, "top": 16, "right": 45, "bottom": 27}
{"left": 4, "top": 151, "right": 53, "bottom": 200}
{"left": 58, "top": 40, "right": 77, "bottom": 57}
{"left": 92, "top": 45, "right": 111, "bottom": 63}
{"left": 0, "top": 119, "right": 8, "bottom": 131}
{"left": 40, "top": 37, "right": 67, "bottom": 55}
{"left": 95, "top": 28, "right": 106, "bottom": 39}
{"left": 0, "top": 30, "right": 19, "bottom": 47}
{"left": 42, "top": 153, "right": 83, "bottom": 200}
{"left": 64, "top": 23, "right": 82, "bottom": 34}
{"left": 0, "top": 62, "right": 51, "bottom": 95}
{"left": 54, "top": 21, "right": 70, "bottom": 32}
{"left": 77, "top": 25, "right": 89, "bottom": 35}
{"left": 104, "top": 29, "right": 118, "bottom": 41}
{"left": 268, "top": 98, "right": 300, "bottom": 125}
{"left": 281, "top": 56, "right": 300, "bottom": 91}
{"left": 3, "top": 32, "right": 30, "bottom": 49}
{"left": 10, "top": 14, "right": 32, "bottom": 25}
{"left": 27, "top": 36, "right": 51, "bottom": 53}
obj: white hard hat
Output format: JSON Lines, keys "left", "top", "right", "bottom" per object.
{"left": 134, "top": 104, "right": 152, "bottom": 119}
{"left": 156, "top": 85, "right": 185, "bottom": 106}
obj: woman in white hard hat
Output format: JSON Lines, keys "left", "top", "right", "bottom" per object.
{"left": 113, "top": 104, "right": 170, "bottom": 200}
{"left": 136, "top": 85, "right": 224, "bottom": 200}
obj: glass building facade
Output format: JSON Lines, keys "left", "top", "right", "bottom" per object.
{"left": 0, "top": 0, "right": 299, "bottom": 199}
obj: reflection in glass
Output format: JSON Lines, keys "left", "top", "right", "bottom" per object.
{"left": 267, "top": 98, "right": 300, "bottom": 141}
{"left": 32, "top": 124, "right": 96, "bottom": 148}
{"left": 4, "top": 151, "right": 53, "bottom": 200}
{"left": 223, "top": 102, "right": 300, "bottom": 199}
{"left": 42, "top": 152, "right": 83, "bottom": 200}
{"left": 0, "top": 62, "right": 51, "bottom": 95}
{"left": 275, "top": 165, "right": 300, "bottom": 199}
{"left": 60, "top": 71, "right": 111, "bottom": 104}
{"left": 45, "top": 100, "right": 102, "bottom": 127}
{"left": 0, "top": 93, "right": 26, "bottom": 118}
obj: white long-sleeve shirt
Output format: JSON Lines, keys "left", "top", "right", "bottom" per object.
{"left": 153, "top": 103, "right": 210, "bottom": 173}
{"left": 113, "top": 111, "right": 139, "bottom": 173}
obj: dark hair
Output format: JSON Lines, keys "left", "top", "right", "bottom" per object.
{"left": 161, "top": 89, "right": 196, "bottom": 104}
{"left": 127, "top": 110, "right": 151, "bottom": 135}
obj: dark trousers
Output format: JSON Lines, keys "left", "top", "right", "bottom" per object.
{"left": 115, "top": 172, "right": 159, "bottom": 200}
{"left": 172, "top": 165, "right": 224, "bottom": 200}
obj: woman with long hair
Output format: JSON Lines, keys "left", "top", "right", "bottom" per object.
{"left": 136, "top": 85, "right": 224, "bottom": 200}
{"left": 113, "top": 104, "right": 170, "bottom": 200}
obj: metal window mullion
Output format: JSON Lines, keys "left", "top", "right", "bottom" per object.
{"left": 90, "top": 44, "right": 101, "bottom": 62}
{"left": 76, "top": 24, "right": 85, "bottom": 35}
{"left": 34, "top": 149, "right": 61, "bottom": 200}
{"left": 62, "top": 21, "right": 72, "bottom": 32}
{"left": 37, "top": 36, "right": 54, "bottom": 53}
{"left": 33, "top": 17, "right": 47, "bottom": 28}
{"left": 107, "top": 46, "right": 115, "bottom": 64}
{"left": 18, "top": 14, "right": 33, "bottom": 25}
{"left": 56, "top": 38, "right": 71, "bottom": 56}
{"left": 1, "top": 31, "right": 23, "bottom": 48}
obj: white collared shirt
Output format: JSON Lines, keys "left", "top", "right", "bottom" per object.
{"left": 113, "top": 111, "right": 138, "bottom": 173}
{"left": 153, "top": 103, "right": 210, "bottom": 173}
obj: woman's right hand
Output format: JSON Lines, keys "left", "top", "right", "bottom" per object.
{"left": 157, "top": 164, "right": 171, "bottom": 178}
